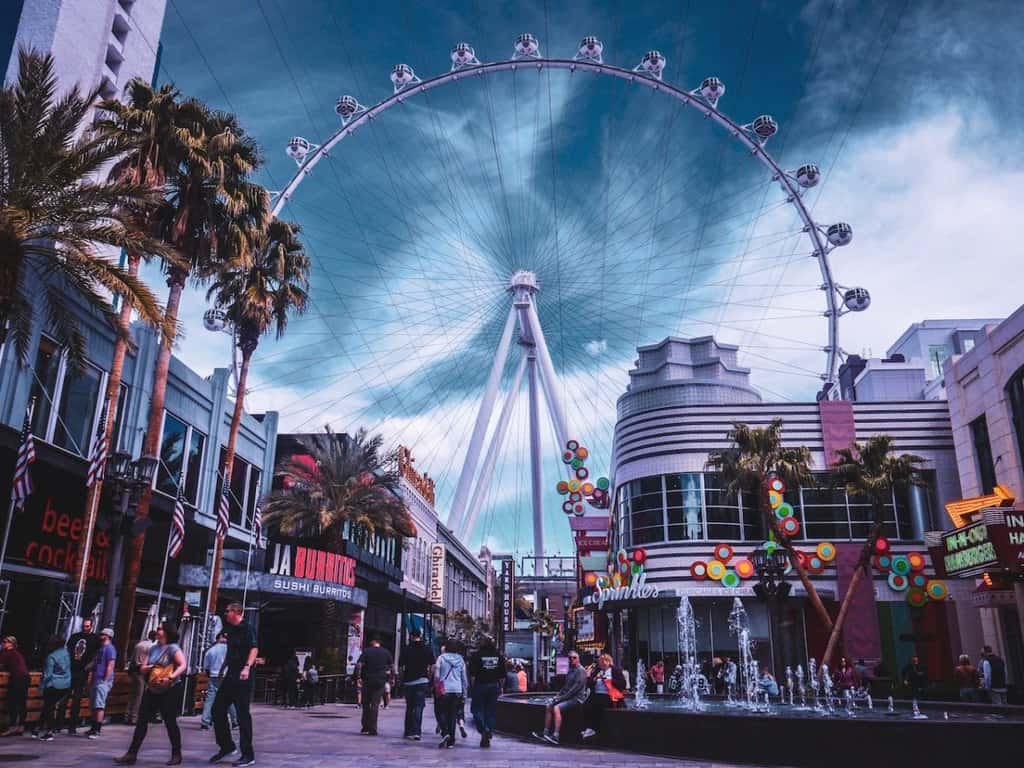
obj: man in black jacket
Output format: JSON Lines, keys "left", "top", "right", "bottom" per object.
{"left": 469, "top": 637, "right": 505, "bottom": 747}
{"left": 65, "top": 618, "right": 99, "bottom": 733}
{"left": 400, "top": 630, "right": 434, "bottom": 740}
{"left": 356, "top": 636, "right": 394, "bottom": 736}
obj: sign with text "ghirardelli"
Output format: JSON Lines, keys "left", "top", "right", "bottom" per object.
{"left": 429, "top": 543, "right": 446, "bottom": 606}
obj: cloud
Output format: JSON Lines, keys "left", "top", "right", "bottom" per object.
{"left": 584, "top": 339, "right": 608, "bottom": 356}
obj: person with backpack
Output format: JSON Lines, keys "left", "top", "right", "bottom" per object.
{"left": 400, "top": 629, "right": 434, "bottom": 740}
{"left": 435, "top": 639, "right": 469, "bottom": 749}
{"left": 468, "top": 637, "right": 505, "bottom": 748}
{"left": 980, "top": 645, "right": 1008, "bottom": 705}
{"left": 34, "top": 635, "right": 72, "bottom": 740}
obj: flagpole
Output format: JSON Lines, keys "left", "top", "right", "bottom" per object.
{"left": 0, "top": 497, "right": 17, "bottom": 578}
{"left": 155, "top": 530, "right": 172, "bottom": 622}
{"left": 71, "top": 484, "right": 103, "bottom": 632}
{"left": 241, "top": 527, "right": 255, "bottom": 611}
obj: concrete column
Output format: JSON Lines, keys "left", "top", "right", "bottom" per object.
{"left": 908, "top": 484, "right": 930, "bottom": 540}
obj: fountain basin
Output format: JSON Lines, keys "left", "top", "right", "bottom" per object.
{"left": 496, "top": 694, "right": 1024, "bottom": 767}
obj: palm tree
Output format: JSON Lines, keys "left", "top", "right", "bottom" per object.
{"left": 264, "top": 427, "right": 415, "bottom": 658}
{"left": 204, "top": 217, "right": 310, "bottom": 610}
{"left": 0, "top": 50, "right": 172, "bottom": 367}
{"left": 707, "top": 419, "right": 834, "bottom": 633}
{"left": 115, "top": 107, "right": 268, "bottom": 650}
{"left": 821, "top": 435, "right": 925, "bottom": 666}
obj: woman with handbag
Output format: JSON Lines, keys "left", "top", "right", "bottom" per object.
{"left": 115, "top": 622, "right": 187, "bottom": 766}
{"left": 580, "top": 654, "right": 627, "bottom": 741}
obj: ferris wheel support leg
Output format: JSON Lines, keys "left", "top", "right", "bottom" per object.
{"left": 528, "top": 351, "right": 545, "bottom": 577}
{"left": 447, "top": 304, "right": 518, "bottom": 533}
{"left": 458, "top": 354, "right": 528, "bottom": 542}
{"left": 525, "top": 300, "right": 570, "bottom": 448}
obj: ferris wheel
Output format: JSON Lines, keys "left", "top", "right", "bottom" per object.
{"left": 256, "top": 34, "right": 869, "bottom": 558}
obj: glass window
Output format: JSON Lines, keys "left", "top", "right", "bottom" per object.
{"left": 801, "top": 476, "right": 851, "bottom": 539}
{"left": 704, "top": 475, "right": 742, "bottom": 541}
{"left": 184, "top": 428, "right": 205, "bottom": 504}
{"left": 1007, "top": 368, "right": 1024, "bottom": 478}
{"left": 928, "top": 344, "right": 950, "bottom": 379}
{"left": 157, "top": 413, "right": 188, "bottom": 495}
{"left": 29, "top": 337, "right": 61, "bottom": 438}
{"left": 246, "top": 466, "right": 262, "bottom": 525}
{"left": 111, "top": 383, "right": 129, "bottom": 451}
{"left": 629, "top": 476, "right": 665, "bottom": 545}
{"left": 667, "top": 473, "right": 703, "bottom": 541}
{"left": 230, "top": 454, "right": 247, "bottom": 525}
{"left": 52, "top": 361, "right": 102, "bottom": 455}
{"left": 970, "top": 415, "right": 997, "bottom": 494}
{"left": 962, "top": 337, "right": 975, "bottom": 353}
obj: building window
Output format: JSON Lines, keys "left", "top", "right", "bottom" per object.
{"left": 928, "top": 344, "right": 950, "bottom": 379}
{"left": 626, "top": 477, "right": 665, "bottom": 546}
{"left": 28, "top": 337, "right": 104, "bottom": 457}
{"left": 111, "top": 383, "right": 129, "bottom": 451}
{"left": 155, "top": 413, "right": 205, "bottom": 505}
{"left": 1007, "top": 368, "right": 1024, "bottom": 482}
{"left": 704, "top": 475, "right": 742, "bottom": 541}
{"left": 214, "top": 448, "right": 262, "bottom": 528}
{"left": 666, "top": 473, "right": 703, "bottom": 541}
{"left": 970, "top": 415, "right": 997, "bottom": 494}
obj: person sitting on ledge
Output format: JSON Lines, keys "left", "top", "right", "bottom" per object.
{"left": 580, "top": 653, "right": 627, "bottom": 741}
{"left": 532, "top": 651, "right": 587, "bottom": 745}
{"left": 758, "top": 667, "right": 780, "bottom": 699}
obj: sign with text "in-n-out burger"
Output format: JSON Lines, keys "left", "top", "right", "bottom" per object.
{"left": 429, "top": 543, "right": 446, "bottom": 606}
{"left": 267, "top": 541, "right": 356, "bottom": 586}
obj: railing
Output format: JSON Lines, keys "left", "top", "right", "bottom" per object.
{"left": 258, "top": 673, "right": 358, "bottom": 707}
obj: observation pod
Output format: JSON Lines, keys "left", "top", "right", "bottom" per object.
{"left": 451, "top": 43, "right": 479, "bottom": 69}
{"left": 752, "top": 115, "right": 778, "bottom": 141}
{"left": 827, "top": 222, "right": 854, "bottom": 247}
{"left": 636, "top": 50, "right": 667, "bottom": 79}
{"left": 335, "top": 95, "right": 360, "bottom": 119}
{"left": 576, "top": 36, "right": 603, "bottom": 62}
{"left": 203, "top": 309, "right": 227, "bottom": 332}
{"left": 286, "top": 136, "right": 311, "bottom": 164}
{"left": 699, "top": 76, "right": 725, "bottom": 103}
{"left": 391, "top": 63, "right": 420, "bottom": 93}
{"left": 843, "top": 287, "right": 871, "bottom": 312}
{"left": 795, "top": 163, "right": 820, "bottom": 188}
{"left": 514, "top": 33, "right": 540, "bottom": 58}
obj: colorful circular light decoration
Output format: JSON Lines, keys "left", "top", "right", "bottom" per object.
{"left": 907, "top": 589, "right": 927, "bottom": 608}
{"left": 591, "top": 488, "right": 605, "bottom": 501}
{"left": 816, "top": 542, "right": 837, "bottom": 562}
{"left": 707, "top": 560, "right": 727, "bottom": 580}
{"left": 576, "top": 467, "right": 589, "bottom": 480}
{"left": 780, "top": 517, "right": 801, "bottom": 537}
{"left": 888, "top": 572, "right": 909, "bottom": 591}
{"left": 714, "top": 543, "right": 734, "bottom": 563}
{"left": 910, "top": 573, "right": 928, "bottom": 589}
{"left": 597, "top": 575, "right": 610, "bottom": 588}
{"left": 612, "top": 572, "right": 623, "bottom": 587}
{"left": 775, "top": 502, "right": 794, "bottom": 519}
{"left": 556, "top": 480, "right": 569, "bottom": 495}
{"left": 574, "top": 504, "right": 585, "bottom": 516}
{"left": 633, "top": 548, "right": 647, "bottom": 564}
{"left": 873, "top": 554, "right": 892, "bottom": 572}
{"left": 890, "top": 555, "right": 911, "bottom": 576}
{"left": 584, "top": 572, "right": 598, "bottom": 587}
{"left": 571, "top": 458, "right": 584, "bottom": 469}
{"left": 596, "top": 477, "right": 610, "bottom": 490}
{"left": 768, "top": 477, "right": 786, "bottom": 494}
{"left": 576, "top": 446, "right": 589, "bottom": 460}
{"left": 566, "top": 440, "right": 579, "bottom": 451}
{"left": 619, "top": 560, "right": 630, "bottom": 575}
{"left": 562, "top": 450, "right": 575, "bottom": 463}
{"left": 568, "top": 478, "right": 581, "bottom": 493}
{"left": 907, "top": 552, "right": 926, "bottom": 572}
{"left": 582, "top": 482, "right": 595, "bottom": 495}
{"left": 735, "top": 559, "right": 755, "bottom": 579}
{"left": 795, "top": 550, "right": 808, "bottom": 568}
{"left": 569, "top": 491, "right": 582, "bottom": 503}
{"left": 762, "top": 540, "right": 778, "bottom": 556}
{"left": 631, "top": 563, "right": 643, "bottom": 576}
{"left": 690, "top": 561, "right": 708, "bottom": 580}
{"left": 926, "top": 580, "right": 948, "bottom": 601}
{"left": 873, "top": 537, "right": 890, "bottom": 555}
{"left": 617, "top": 548, "right": 629, "bottom": 564}
{"left": 768, "top": 490, "right": 783, "bottom": 509}
{"left": 722, "top": 571, "right": 740, "bottom": 588}
{"left": 562, "top": 501, "right": 574, "bottom": 514}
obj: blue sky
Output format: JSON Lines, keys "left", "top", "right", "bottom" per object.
{"left": 155, "top": 0, "right": 1024, "bottom": 557}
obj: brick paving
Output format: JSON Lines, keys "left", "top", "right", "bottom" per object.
{"left": 0, "top": 700, "right": 759, "bottom": 767}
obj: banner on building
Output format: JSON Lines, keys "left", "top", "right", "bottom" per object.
{"left": 346, "top": 610, "right": 364, "bottom": 675}
{"left": 501, "top": 559, "right": 515, "bottom": 632}
{"left": 429, "top": 543, "right": 446, "bottom": 606}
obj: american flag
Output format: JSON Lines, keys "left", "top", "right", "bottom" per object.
{"left": 10, "top": 402, "right": 36, "bottom": 510}
{"left": 168, "top": 484, "right": 186, "bottom": 559}
{"left": 251, "top": 501, "right": 264, "bottom": 549}
{"left": 216, "top": 476, "right": 230, "bottom": 539}
{"left": 85, "top": 401, "right": 110, "bottom": 489}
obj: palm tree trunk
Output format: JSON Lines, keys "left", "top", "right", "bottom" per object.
{"left": 208, "top": 341, "right": 255, "bottom": 612}
{"left": 762, "top": 479, "right": 834, "bottom": 633}
{"left": 821, "top": 495, "right": 886, "bottom": 667}
{"left": 75, "top": 252, "right": 138, "bottom": 659}
{"left": 114, "top": 268, "right": 186, "bottom": 661}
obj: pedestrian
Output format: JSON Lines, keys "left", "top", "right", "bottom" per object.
{"left": 201, "top": 632, "right": 237, "bottom": 731}
{"left": 34, "top": 635, "right": 72, "bottom": 740}
{"left": 758, "top": 667, "right": 780, "bottom": 699}
{"left": 66, "top": 617, "right": 100, "bottom": 734}
{"left": 469, "top": 637, "right": 505, "bottom": 747}
{"left": 382, "top": 672, "right": 392, "bottom": 709}
{"left": 901, "top": 655, "right": 928, "bottom": 700}
{"left": 209, "top": 602, "right": 258, "bottom": 767}
{"left": 399, "top": 629, "right": 433, "bottom": 740}
{"left": 531, "top": 650, "right": 587, "bottom": 746}
{"left": 0, "top": 636, "right": 30, "bottom": 736}
{"left": 503, "top": 659, "right": 521, "bottom": 693}
{"left": 580, "top": 653, "right": 627, "bottom": 741}
{"left": 435, "top": 639, "right": 469, "bottom": 749}
{"left": 356, "top": 635, "right": 394, "bottom": 736}
{"left": 954, "top": 654, "right": 979, "bottom": 702}
{"left": 114, "top": 621, "right": 187, "bottom": 766}
{"left": 650, "top": 658, "right": 665, "bottom": 694}
{"left": 854, "top": 658, "right": 871, "bottom": 687}
{"left": 834, "top": 657, "right": 858, "bottom": 694}
{"left": 302, "top": 657, "right": 319, "bottom": 707}
{"left": 282, "top": 652, "right": 300, "bottom": 708}
{"left": 516, "top": 662, "right": 528, "bottom": 693}
{"left": 979, "top": 645, "right": 1008, "bottom": 705}
{"left": 85, "top": 627, "right": 116, "bottom": 739}
{"left": 126, "top": 631, "right": 156, "bottom": 726}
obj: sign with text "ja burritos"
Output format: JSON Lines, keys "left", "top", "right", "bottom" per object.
{"left": 267, "top": 541, "right": 356, "bottom": 586}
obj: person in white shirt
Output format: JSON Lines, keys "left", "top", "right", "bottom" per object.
{"left": 201, "top": 633, "right": 236, "bottom": 730}
{"left": 125, "top": 632, "right": 155, "bottom": 726}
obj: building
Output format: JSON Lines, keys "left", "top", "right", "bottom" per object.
{"left": 595, "top": 336, "right": 965, "bottom": 688}
{"left": 435, "top": 523, "right": 490, "bottom": 630}
{"left": 935, "top": 306, "right": 1024, "bottom": 692}
{"left": 4, "top": 0, "right": 167, "bottom": 100}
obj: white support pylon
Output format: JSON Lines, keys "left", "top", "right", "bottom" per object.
{"left": 527, "top": 351, "right": 545, "bottom": 577}
{"left": 458, "top": 354, "right": 527, "bottom": 541}
{"left": 447, "top": 304, "right": 518, "bottom": 534}
{"left": 524, "top": 300, "right": 570, "bottom": 450}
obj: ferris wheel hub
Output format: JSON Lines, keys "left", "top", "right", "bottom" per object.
{"left": 508, "top": 270, "right": 539, "bottom": 294}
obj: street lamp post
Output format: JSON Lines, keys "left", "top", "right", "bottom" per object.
{"left": 101, "top": 453, "right": 158, "bottom": 630}
{"left": 752, "top": 547, "right": 791, "bottom": 678}
{"left": 561, "top": 592, "right": 572, "bottom": 652}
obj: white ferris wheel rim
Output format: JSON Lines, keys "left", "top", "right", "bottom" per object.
{"left": 271, "top": 55, "right": 851, "bottom": 387}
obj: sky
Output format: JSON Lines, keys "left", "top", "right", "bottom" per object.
{"left": 153, "top": 0, "right": 1024, "bottom": 558}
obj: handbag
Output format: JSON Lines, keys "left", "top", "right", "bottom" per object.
{"left": 147, "top": 648, "right": 175, "bottom": 692}
{"left": 603, "top": 670, "right": 625, "bottom": 703}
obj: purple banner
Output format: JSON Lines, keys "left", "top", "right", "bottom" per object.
{"left": 835, "top": 542, "right": 881, "bottom": 661}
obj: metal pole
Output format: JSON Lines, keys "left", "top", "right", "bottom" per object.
{"left": 154, "top": 530, "right": 171, "bottom": 623}
{"left": 527, "top": 354, "right": 544, "bottom": 573}
{"left": 241, "top": 530, "right": 255, "bottom": 611}
{"left": 101, "top": 486, "right": 130, "bottom": 628}
{"left": 72, "top": 481, "right": 104, "bottom": 627}
{"left": 0, "top": 497, "right": 17, "bottom": 579}
{"left": 524, "top": 301, "right": 569, "bottom": 449}
{"left": 448, "top": 304, "right": 518, "bottom": 534}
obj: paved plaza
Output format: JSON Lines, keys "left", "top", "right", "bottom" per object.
{"left": 0, "top": 701, "right": 764, "bottom": 768}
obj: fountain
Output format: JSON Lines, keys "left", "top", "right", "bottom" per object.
{"left": 675, "top": 596, "right": 704, "bottom": 710}
{"left": 634, "top": 658, "right": 649, "bottom": 709}
{"left": 728, "top": 597, "right": 761, "bottom": 711}
{"left": 820, "top": 663, "right": 835, "bottom": 714}
{"left": 795, "top": 664, "right": 808, "bottom": 709}
{"left": 808, "top": 658, "right": 821, "bottom": 709}
{"left": 785, "top": 665, "right": 794, "bottom": 706}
